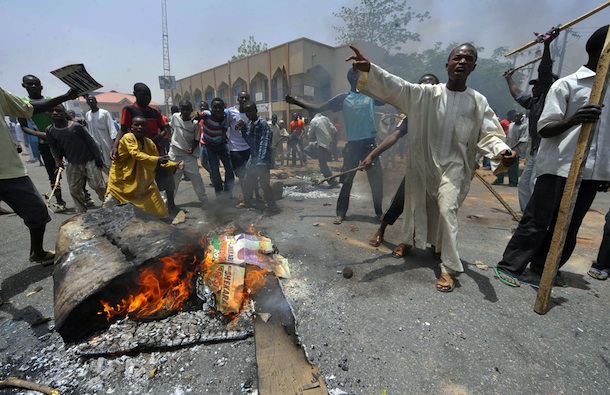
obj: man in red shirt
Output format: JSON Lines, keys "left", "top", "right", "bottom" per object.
{"left": 288, "top": 113, "right": 307, "bottom": 166}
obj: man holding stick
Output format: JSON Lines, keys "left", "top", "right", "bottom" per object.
{"left": 503, "top": 27, "right": 560, "bottom": 211}
{"left": 286, "top": 68, "right": 385, "bottom": 225}
{"left": 347, "top": 44, "right": 515, "bottom": 292}
{"left": 495, "top": 25, "right": 610, "bottom": 287}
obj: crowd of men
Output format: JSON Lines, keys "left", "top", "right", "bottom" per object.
{"left": 0, "top": 25, "right": 608, "bottom": 295}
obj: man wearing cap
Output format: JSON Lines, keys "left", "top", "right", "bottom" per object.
{"left": 503, "top": 27, "right": 560, "bottom": 212}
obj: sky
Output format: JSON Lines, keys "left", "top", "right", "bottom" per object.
{"left": 1, "top": 0, "right": 608, "bottom": 102}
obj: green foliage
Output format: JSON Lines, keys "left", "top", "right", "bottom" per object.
{"left": 230, "top": 36, "right": 268, "bottom": 61}
{"left": 383, "top": 43, "right": 524, "bottom": 116}
{"left": 332, "top": 0, "right": 430, "bottom": 51}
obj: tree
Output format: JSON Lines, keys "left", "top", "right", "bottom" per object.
{"left": 230, "top": 36, "right": 268, "bottom": 61}
{"left": 332, "top": 0, "right": 430, "bottom": 51}
{"left": 383, "top": 43, "right": 520, "bottom": 115}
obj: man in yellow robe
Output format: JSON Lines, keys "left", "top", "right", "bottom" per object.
{"left": 104, "top": 116, "right": 182, "bottom": 219}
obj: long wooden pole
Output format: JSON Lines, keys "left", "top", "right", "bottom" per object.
{"left": 504, "top": 1, "right": 610, "bottom": 57}
{"left": 513, "top": 56, "right": 542, "bottom": 72}
{"left": 474, "top": 172, "right": 521, "bottom": 222}
{"left": 534, "top": 29, "right": 610, "bottom": 314}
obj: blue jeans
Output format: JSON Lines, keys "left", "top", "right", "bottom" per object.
{"left": 203, "top": 144, "right": 234, "bottom": 195}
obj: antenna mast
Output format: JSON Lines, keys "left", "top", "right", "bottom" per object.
{"left": 160, "top": 0, "right": 174, "bottom": 114}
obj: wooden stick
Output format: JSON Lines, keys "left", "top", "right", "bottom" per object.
{"left": 474, "top": 172, "right": 521, "bottom": 222}
{"left": 534, "top": 29, "right": 610, "bottom": 314}
{"left": 512, "top": 56, "right": 542, "bottom": 72}
{"left": 504, "top": 1, "right": 610, "bottom": 57}
{"left": 0, "top": 377, "right": 60, "bottom": 394}
{"left": 46, "top": 166, "right": 63, "bottom": 208}
{"left": 318, "top": 165, "right": 364, "bottom": 184}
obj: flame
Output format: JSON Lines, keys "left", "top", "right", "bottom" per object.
{"left": 100, "top": 251, "right": 198, "bottom": 321}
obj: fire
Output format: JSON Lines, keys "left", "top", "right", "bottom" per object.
{"left": 100, "top": 251, "right": 198, "bottom": 321}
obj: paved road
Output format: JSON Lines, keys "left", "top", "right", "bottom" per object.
{"left": 1, "top": 155, "right": 608, "bottom": 394}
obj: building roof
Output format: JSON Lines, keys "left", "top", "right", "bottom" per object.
{"left": 78, "top": 91, "right": 161, "bottom": 107}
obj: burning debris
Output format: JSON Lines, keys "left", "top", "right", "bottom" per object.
{"left": 53, "top": 203, "right": 290, "bottom": 357}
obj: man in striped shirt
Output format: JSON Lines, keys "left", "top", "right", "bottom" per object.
{"left": 197, "top": 98, "right": 234, "bottom": 197}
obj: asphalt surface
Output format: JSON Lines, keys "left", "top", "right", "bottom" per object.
{"left": 1, "top": 154, "right": 609, "bottom": 394}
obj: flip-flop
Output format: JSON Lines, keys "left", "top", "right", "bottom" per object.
{"left": 30, "top": 251, "right": 55, "bottom": 266}
{"left": 493, "top": 267, "right": 521, "bottom": 287}
{"left": 588, "top": 267, "right": 609, "bottom": 281}
{"left": 333, "top": 216, "right": 344, "bottom": 225}
{"left": 520, "top": 270, "right": 569, "bottom": 288}
{"left": 436, "top": 273, "right": 456, "bottom": 293}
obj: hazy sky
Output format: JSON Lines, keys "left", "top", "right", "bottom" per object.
{"left": 1, "top": 0, "right": 607, "bottom": 102}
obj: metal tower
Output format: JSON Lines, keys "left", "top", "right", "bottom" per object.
{"left": 160, "top": 0, "right": 175, "bottom": 114}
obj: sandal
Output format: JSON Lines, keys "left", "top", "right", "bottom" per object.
{"left": 369, "top": 234, "right": 383, "bottom": 247}
{"left": 436, "top": 273, "right": 456, "bottom": 293}
{"left": 391, "top": 243, "right": 412, "bottom": 258}
{"left": 333, "top": 215, "right": 344, "bottom": 225}
{"left": 587, "top": 266, "right": 609, "bottom": 281}
{"left": 30, "top": 250, "right": 55, "bottom": 266}
{"left": 493, "top": 267, "right": 521, "bottom": 287}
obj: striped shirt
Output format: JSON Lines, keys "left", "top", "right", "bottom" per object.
{"left": 199, "top": 110, "right": 228, "bottom": 146}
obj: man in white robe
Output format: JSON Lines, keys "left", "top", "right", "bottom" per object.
{"left": 349, "top": 43, "right": 516, "bottom": 292}
{"left": 85, "top": 96, "right": 117, "bottom": 173}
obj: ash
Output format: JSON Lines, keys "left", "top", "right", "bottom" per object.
{"left": 283, "top": 185, "right": 340, "bottom": 200}
{"left": 0, "top": 310, "right": 258, "bottom": 395}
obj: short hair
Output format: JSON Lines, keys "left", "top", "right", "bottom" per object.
{"left": 22, "top": 74, "right": 40, "bottom": 83}
{"left": 178, "top": 100, "right": 191, "bottom": 108}
{"left": 448, "top": 43, "right": 478, "bottom": 62}
{"left": 211, "top": 97, "right": 225, "bottom": 108}
{"left": 586, "top": 25, "right": 609, "bottom": 58}
{"left": 418, "top": 73, "right": 440, "bottom": 84}
{"left": 242, "top": 100, "right": 256, "bottom": 111}
{"left": 133, "top": 82, "right": 150, "bottom": 92}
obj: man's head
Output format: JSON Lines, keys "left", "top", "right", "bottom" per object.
{"left": 237, "top": 91, "right": 250, "bottom": 112}
{"left": 278, "top": 119, "right": 285, "bottom": 128}
{"left": 86, "top": 95, "right": 98, "bottom": 110}
{"left": 292, "top": 112, "right": 299, "bottom": 121}
{"left": 211, "top": 98, "right": 225, "bottom": 119}
{"left": 171, "top": 105, "right": 179, "bottom": 114}
{"left": 446, "top": 44, "right": 477, "bottom": 84}
{"left": 418, "top": 73, "right": 440, "bottom": 85}
{"left": 347, "top": 68, "right": 360, "bottom": 91}
{"left": 22, "top": 75, "right": 43, "bottom": 98}
{"left": 513, "top": 112, "right": 524, "bottom": 124}
{"left": 130, "top": 116, "right": 148, "bottom": 138}
{"left": 49, "top": 104, "right": 67, "bottom": 122}
{"left": 272, "top": 114, "right": 278, "bottom": 124}
{"left": 243, "top": 101, "right": 258, "bottom": 122}
{"left": 585, "top": 25, "right": 609, "bottom": 71}
{"left": 179, "top": 100, "right": 192, "bottom": 119}
{"left": 200, "top": 101, "right": 209, "bottom": 112}
{"left": 529, "top": 73, "right": 559, "bottom": 97}
{"left": 506, "top": 109, "right": 517, "bottom": 121}
{"left": 133, "top": 83, "right": 152, "bottom": 107}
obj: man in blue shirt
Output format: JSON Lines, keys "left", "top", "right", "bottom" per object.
{"left": 286, "top": 68, "right": 384, "bottom": 224}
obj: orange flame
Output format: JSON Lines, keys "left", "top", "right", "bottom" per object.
{"left": 99, "top": 251, "right": 198, "bottom": 321}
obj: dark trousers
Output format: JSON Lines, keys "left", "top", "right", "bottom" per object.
{"left": 336, "top": 138, "right": 383, "bottom": 217}
{"left": 382, "top": 177, "right": 406, "bottom": 225}
{"left": 495, "top": 156, "right": 519, "bottom": 185}
{"left": 243, "top": 165, "right": 276, "bottom": 208}
{"left": 205, "top": 144, "right": 234, "bottom": 195}
{"left": 498, "top": 174, "right": 599, "bottom": 275}
{"left": 316, "top": 146, "right": 333, "bottom": 180}
{"left": 593, "top": 208, "right": 610, "bottom": 270}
